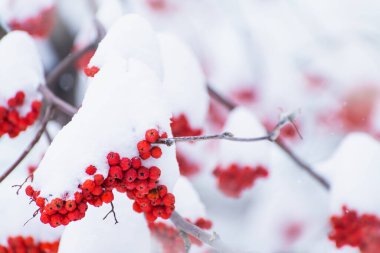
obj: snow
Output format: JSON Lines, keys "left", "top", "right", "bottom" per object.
{"left": 89, "top": 14, "right": 163, "bottom": 81}
{"left": 58, "top": 193, "right": 151, "bottom": 253}
{"left": 0, "top": 0, "right": 54, "bottom": 21}
{"left": 317, "top": 133, "right": 380, "bottom": 216}
{"left": 33, "top": 55, "right": 179, "bottom": 199}
{"left": 0, "top": 31, "right": 43, "bottom": 111}
{"left": 218, "top": 107, "right": 272, "bottom": 168}
{"left": 159, "top": 33, "right": 209, "bottom": 129}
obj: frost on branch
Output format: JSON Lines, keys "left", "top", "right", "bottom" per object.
{"left": 0, "top": 0, "right": 55, "bottom": 38}
{"left": 26, "top": 15, "right": 180, "bottom": 227}
{"left": 0, "top": 31, "right": 43, "bottom": 139}
{"left": 213, "top": 107, "right": 270, "bottom": 198}
{"left": 318, "top": 133, "right": 380, "bottom": 252}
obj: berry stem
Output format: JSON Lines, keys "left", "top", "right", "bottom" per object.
{"left": 170, "top": 211, "right": 241, "bottom": 253}
{"left": 0, "top": 106, "right": 55, "bottom": 184}
{"left": 103, "top": 202, "right": 119, "bottom": 224}
{"left": 206, "top": 84, "right": 330, "bottom": 191}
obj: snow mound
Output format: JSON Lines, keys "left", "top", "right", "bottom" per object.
{"left": 89, "top": 14, "right": 163, "bottom": 80}
{"left": 318, "top": 133, "right": 380, "bottom": 216}
{"left": 218, "top": 107, "right": 271, "bottom": 167}
{"left": 32, "top": 56, "right": 179, "bottom": 198}
{"left": 58, "top": 193, "right": 150, "bottom": 253}
{"left": 0, "top": 31, "right": 43, "bottom": 108}
{"left": 0, "top": 0, "right": 53, "bottom": 21}
{"left": 159, "top": 33, "right": 209, "bottom": 129}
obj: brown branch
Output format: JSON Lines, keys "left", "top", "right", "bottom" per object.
{"left": 38, "top": 85, "right": 77, "bottom": 116}
{"left": 12, "top": 175, "right": 33, "bottom": 195}
{"left": 0, "top": 106, "right": 55, "bottom": 184}
{"left": 170, "top": 211, "right": 242, "bottom": 253}
{"left": 24, "top": 208, "right": 40, "bottom": 226}
{"left": 206, "top": 84, "right": 330, "bottom": 190}
{"left": 103, "top": 202, "right": 119, "bottom": 224}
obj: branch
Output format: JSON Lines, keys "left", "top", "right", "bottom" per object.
{"left": 179, "top": 230, "right": 192, "bottom": 253}
{"left": 206, "top": 84, "right": 330, "bottom": 190}
{"left": 0, "top": 106, "right": 55, "bottom": 184}
{"left": 103, "top": 202, "right": 119, "bottom": 224}
{"left": 170, "top": 211, "right": 242, "bottom": 253}
{"left": 38, "top": 85, "right": 77, "bottom": 116}
{"left": 12, "top": 175, "right": 33, "bottom": 195}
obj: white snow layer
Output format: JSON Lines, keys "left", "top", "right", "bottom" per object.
{"left": 0, "top": 0, "right": 54, "bottom": 21}
{"left": 58, "top": 193, "right": 151, "bottom": 253}
{"left": 32, "top": 56, "right": 179, "bottom": 198}
{"left": 0, "top": 31, "right": 43, "bottom": 108}
{"left": 218, "top": 107, "right": 272, "bottom": 168}
{"left": 89, "top": 14, "right": 163, "bottom": 81}
{"left": 318, "top": 133, "right": 380, "bottom": 216}
{"left": 159, "top": 33, "right": 209, "bottom": 129}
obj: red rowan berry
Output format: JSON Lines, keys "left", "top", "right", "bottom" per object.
{"left": 67, "top": 210, "right": 80, "bottom": 221}
{"left": 157, "top": 185, "right": 168, "bottom": 197}
{"left": 147, "top": 189, "right": 159, "bottom": 201}
{"left": 15, "top": 91, "right": 25, "bottom": 105}
{"left": 150, "top": 146, "right": 162, "bottom": 159}
{"left": 94, "top": 174, "right": 104, "bottom": 185}
{"left": 40, "top": 213, "right": 50, "bottom": 224}
{"left": 151, "top": 198, "right": 162, "bottom": 206}
{"left": 163, "top": 193, "right": 175, "bottom": 206}
{"left": 137, "top": 140, "right": 151, "bottom": 154}
{"left": 91, "top": 185, "right": 103, "bottom": 196}
{"left": 78, "top": 202, "right": 88, "bottom": 213}
{"left": 136, "top": 180, "right": 149, "bottom": 194}
{"left": 107, "top": 152, "right": 120, "bottom": 165}
{"left": 148, "top": 179, "right": 157, "bottom": 190}
{"left": 149, "top": 166, "right": 161, "bottom": 180}
{"left": 133, "top": 201, "right": 143, "bottom": 213}
{"left": 160, "top": 210, "right": 171, "bottom": 219}
{"left": 36, "top": 197, "right": 45, "bottom": 208}
{"left": 65, "top": 200, "right": 77, "bottom": 212}
{"left": 145, "top": 129, "right": 159, "bottom": 143}
{"left": 160, "top": 132, "right": 168, "bottom": 138}
{"left": 125, "top": 169, "right": 137, "bottom": 182}
{"left": 101, "top": 191, "right": 114, "bottom": 203}
{"left": 85, "top": 165, "right": 97, "bottom": 175}
{"left": 74, "top": 192, "right": 83, "bottom": 203}
{"left": 131, "top": 157, "right": 141, "bottom": 168}
{"left": 50, "top": 214, "right": 62, "bottom": 227}
{"left": 91, "top": 197, "right": 103, "bottom": 207}
{"left": 145, "top": 212, "right": 157, "bottom": 223}
{"left": 84, "top": 66, "right": 99, "bottom": 77}
{"left": 140, "top": 152, "right": 151, "bottom": 160}
{"left": 120, "top": 158, "right": 131, "bottom": 171}
{"left": 51, "top": 198, "right": 63, "bottom": 211}
{"left": 32, "top": 190, "right": 40, "bottom": 199}
{"left": 126, "top": 191, "right": 136, "bottom": 200}
{"left": 45, "top": 203, "right": 56, "bottom": 215}
{"left": 7, "top": 98, "right": 17, "bottom": 107}
{"left": 58, "top": 208, "right": 68, "bottom": 215}
{"left": 153, "top": 207, "right": 165, "bottom": 218}
{"left": 125, "top": 181, "right": 136, "bottom": 190}
{"left": 25, "top": 186, "right": 34, "bottom": 197}
{"left": 109, "top": 166, "right": 123, "bottom": 179}
{"left": 61, "top": 217, "right": 70, "bottom": 226}
{"left": 137, "top": 167, "right": 149, "bottom": 180}
{"left": 82, "top": 179, "right": 95, "bottom": 192}
{"left": 31, "top": 100, "right": 42, "bottom": 112}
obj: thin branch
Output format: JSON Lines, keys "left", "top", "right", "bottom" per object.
{"left": 206, "top": 84, "right": 330, "bottom": 190}
{"left": 170, "top": 211, "right": 242, "bottom": 253}
{"left": 38, "top": 85, "right": 77, "bottom": 116}
{"left": 24, "top": 208, "right": 40, "bottom": 226}
{"left": 179, "top": 230, "right": 192, "bottom": 253}
{"left": 44, "top": 128, "right": 53, "bottom": 144}
{"left": 103, "top": 202, "right": 119, "bottom": 224}
{"left": 12, "top": 175, "right": 33, "bottom": 195}
{"left": 0, "top": 106, "right": 55, "bottom": 184}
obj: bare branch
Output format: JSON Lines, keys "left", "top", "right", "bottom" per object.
{"left": 179, "top": 230, "right": 192, "bottom": 253}
{"left": 206, "top": 84, "right": 330, "bottom": 190}
{"left": 103, "top": 202, "right": 119, "bottom": 224}
{"left": 24, "top": 208, "right": 40, "bottom": 226}
{"left": 170, "top": 211, "right": 242, "bottom": 253}
{"left": 0, "top": 106, "right": 55, "bottom": 184}
{"left": 38, "top": 85, "right": 77, "bottom": 116}
{"left": 12, "top": 175, "right": 33, "bottom": 195}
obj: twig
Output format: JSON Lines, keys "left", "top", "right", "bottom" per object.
{"left": 24, "top": 208, "right": 40, "bottom": 226}
{"left": 103, "top": 202, "right": 119, "bottom": 224}
{"left": 44, "top": 128, "right": 53, "bottom": 144}
{"left": 12, "top": 175, "right": 33, "bottom": 195}
{"left": 179, "top": 230, "right": 192, "bottom": 253}
{"left": 0, "top": 106, "right": 55, "bottom": 184}
{"left": 170, "top": 211, "right": 241, "bottom": 253}
{"left": 206, "top": 84, "right": 330, "bottom": 190}
{"left": 38, "top": 85, "right": 77, "bottom": 116}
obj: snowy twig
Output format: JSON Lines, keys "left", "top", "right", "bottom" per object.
{"left": 171, "top": 211, "right": 241, "bottom": 253}
{"left": 0, "top": 106, "right": 55, "bottom": 184}
{"left": 103, "top": 202, "right": 119, "bottom": 224}
{"left": 206, "top": 84, "right": 330, "bottom": 190}
{"left": 24, "top": 208, "right": 40, "bottom": 226}
{"left": 179, "top": 230, "right": 192, "bottom": 253}
{"left": 12, "top": 175, "right": 33, "bottom": 195}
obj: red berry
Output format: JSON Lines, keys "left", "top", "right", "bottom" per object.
{"left": 109, "top": 166, "right": 123, "bottom": 179}
{"left": 94, "top": 174, "right": 105, "bottom": 185}
{"left": 40, "top": 213, "right": 50, "bottom": 224}
{"left": 84, "top": 66, "right": 100, "bottom": 77}
{"left": 36, "top": 197, "right": 45, "bottom": 208}
{"left": 120, "top": 158, "right": 131, "bottom": 171}
{"left": 137, "top": 167, "right": 149, "bottom": 180}
{"left": 82, "top": 179, "right": 95, "bottom": 192}
{"left": 131, "top": 157, "right": 141, "bottom": 169}
{"left": 45, "top": 203, "right": 56, "bottom": 215}
{"left": 50, "top": 214, "right": 63, "bottom": 227}
{"left": 136, "top": 180, "right": 148, "bottom": 194}
{"left": 160, "top": 132, "right": 168, "bottom": 138}
{"left": 145, "top": 129, "right": 159, "bottom": 143}
{"left": 149, "top": 166, "right": 161, "bottom": 180}
{"left": 15, "top": 91, "right": 25, "bottom": 105}
{"left": 51, "top": 198, "right": 63, "bottom": 211}
{"left": 85, "top": 165, "right": 97, "bottom": 175}
{"left": 74, "top": 192, "right": 83, "bottom": 203}
{"left": 107, "top": 152, "right": 120, "bottom": 166}
{"left": 65, "top": 200, "right": 77, "bottom": 212}
{"left": 133, "top": 201, "right": 143, "bottom": 213}
{"left": 78, "top": 202, "right": 88, "bottom": 213}
{"left": 157, "top": 185, "right": 168, "bottom": 197}
{"left": 137, "top": 140, "right": 151, "bottom": 154}
{"left": 125, "top": 181, "right": 136, "bottom": 190}
{"left": 31, "top": 100, "right": 42, "bottom": 112}
{"left": 101, "top": 191, "right": 114, "bottom": 204}
{"left": 7, "top": 98, "right": 17, "bottom": 107}
{"left": 145, "top": 212, "right": 157, "bottom": 223}
{"left": 125, "top": 169, "right": 137, "bottom": 182}
{"left": 25, "top": 185, "right": 34, "bottom": 197}
{"left": 91, "top": 185, "right": 103, "bottom": 196}
{"left": 140, "top": 152, "right": 151, "bottom": 160}
{"left": 147, "top": 189, "right": 159, "bottom": 201}
{"left": 163, "top": 193, "right": 175, "bottom": 206}
{"left": 150, "top": 146, "right": 162, "bottom": 159}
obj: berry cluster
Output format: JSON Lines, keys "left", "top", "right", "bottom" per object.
{"left": 213, "top": 164, "right": 268, "bottom": 198}
{"left": 84, "top": 66, "right": 100, "bottom": 77}
{"left": 329, "top": 206, "right": 380, "bottom": 253}
{"left": 171, "top": 114, "right": 202, "bottom": 137}
{"left": 8, "top": 7, "right": 55, "bottom": 38}
{"left": 0, "top": 236, "right": 59, "bottom": 253}
{"left": 0, "top": 91, "right": 42, "bottom": 138}
{"left": 176, "top": 151, "right": 199, "bottom": 177}
{"left": 149, "top": 217, "right": 213, "bottom": 253}
{"left": 25, "top": 129, "right": 175, "bottom": 227}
